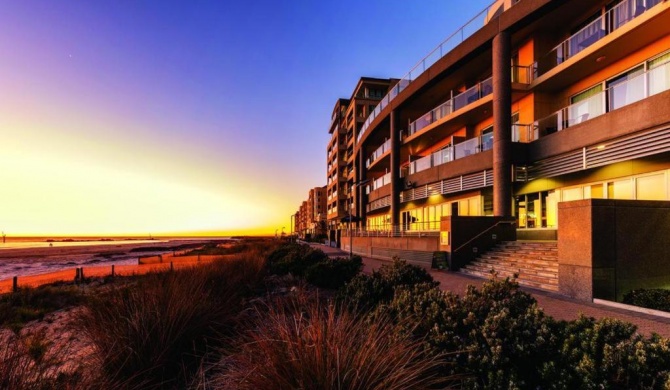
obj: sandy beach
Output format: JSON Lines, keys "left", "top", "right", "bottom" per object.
{"left": 0, "top": 239, "right": 228, "bottom": 282}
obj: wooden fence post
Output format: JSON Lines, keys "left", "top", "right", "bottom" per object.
{"left": 170, "top": 262, "right": 174, "bottom": 272}
{"left": 111, "top": 265, "right": 115, "bottom": 277}
{"left": 12, "top": 276, "right": 18, "bottom": 292}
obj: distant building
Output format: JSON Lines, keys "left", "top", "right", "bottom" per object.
{"left": 326, "top": 78, "right": 396, "bottom": 246}
{"left": 293, "top": 186, "right": 327, "bottom": 240}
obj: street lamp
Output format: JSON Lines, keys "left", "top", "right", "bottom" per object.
{"left": 349, "top": 179, "right": 370, "bottom": 258}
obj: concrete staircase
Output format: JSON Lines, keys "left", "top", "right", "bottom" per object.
{"left": 460, "top": 241, "right": 559, "bottom": 292}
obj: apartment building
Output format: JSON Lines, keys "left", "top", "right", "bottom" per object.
{"left": 326, "top": 78, "right": 395, "bottom": 246}
{"left": 342, "top": 0, "right": 670, "bottom": 300}
{"left": 293, "top": 186, "right": 328, "bottom": 240}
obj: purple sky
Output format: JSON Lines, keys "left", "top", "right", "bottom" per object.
{"left": 0, "top": 0, "right": 492, "bottom": 236}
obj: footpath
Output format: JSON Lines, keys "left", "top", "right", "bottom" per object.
{"left": 312, "top": 244, "right": 670, "bottom": 338}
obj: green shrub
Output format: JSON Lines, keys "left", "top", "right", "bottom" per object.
{"left": 623, "top": 289, "right": 670, "bottom": 312}
{"left": 267, "top": 243, "right": 329, "bottom": 277}
{"left": 304, "top": 256, "right": 363, "bottom": 290}
{"left": 541, "top": 316, "right": 670, "bottom": 389}
{"left": 377, "top": 277, "right": 555, "bottom": 389}
{"left": 337, "top": 258, "right": 438, "bottom": 310}
{"left": 0, "top": 285, "right": 83, "bottom": 331}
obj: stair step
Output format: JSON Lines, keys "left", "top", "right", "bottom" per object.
{"left": 460, "top": 240, "right": 559, "bottom": 293}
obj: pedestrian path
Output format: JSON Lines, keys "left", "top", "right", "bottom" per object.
{"left": 313, "top": 244, "right": 670, "bottom": 338}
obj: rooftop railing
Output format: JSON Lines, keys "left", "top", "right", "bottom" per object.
{"left": 537, "top": 0, "right": 662, "bottom": 76}
{"left": 534, "top": 59, "right": 670, "bottom": 137}
{"left": 357, "top": 0, "right": 521, "bottom": 144}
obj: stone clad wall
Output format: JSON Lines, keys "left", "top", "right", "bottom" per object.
{"left": 558, "top": 199, "right": 670, "bottom": 302}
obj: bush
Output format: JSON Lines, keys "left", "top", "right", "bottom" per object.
{"left": 267, "top": 243, "right": 329, "bottom": 277}
{"left": 542, "top": 316, "right": 670, "bottom": 389}
{"left": 623, "top": 289, "right": 670, "bottom": 312}
{"left": 377, "top": 277, "right": 555, "bottom": 388}
{"left": 77, "top": 250, "right": 268, "bottom": 389}
{"left": 304, "top": 256, "right": 363, "bottom": 290}
{"left": 0, "top": 285, "right": 83, "bottom": 331}
{"left": 337, "top": 258, "right": 438, "bottom": 310}
{"left": 215, "top": 294, "right": 448, "bottom": 389}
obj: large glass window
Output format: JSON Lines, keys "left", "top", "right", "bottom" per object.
{"left": 636, "top": 173, "right": 666, "bottom": 200}
{"left": 648, "top": 51, "right": 670, "bottom": 96}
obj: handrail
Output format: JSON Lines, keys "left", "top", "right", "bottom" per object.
{"left": 357, "top": 0, "right": 522, "bottom": 145}
{"left": 453, "top": 220, "right": 516, "bottom": 253}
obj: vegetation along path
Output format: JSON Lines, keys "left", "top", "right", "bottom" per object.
{"left": 311, "top": 243, "right": 670, "bottom": 338}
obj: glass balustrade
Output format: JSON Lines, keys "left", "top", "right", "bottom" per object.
{"left": 366, "top": 139, "right": 391, "bottom": 167}
{"left": 357, "top": 1, "right": 521, "bottom": 144}
{"left": 454, "top": 137, "right": 481, "bottom": 159}
{"left": 537, "top": 0, "right": 662, "bottom": 76}
{"left": 534, "top": 60, "right": 670, "bottom": 137}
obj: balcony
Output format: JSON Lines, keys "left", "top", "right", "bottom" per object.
{"left": 357, "top": 0, "right": 522, "bottom": 144}
{"left": 366, "top": 172, "right": 392, "bottom": 193}
{"left": 407, "top": 133, "right": 492, "bottom": 175}
{"left": 366, "top": 139, "right": 391, "bottom": 168}
{"left": 406, "top": 77, "right": 493, "bottom": 139}
{"left": 534, "top": 59, "right": 670, "bottom": 137}
{"left": 537, "top": 0, "right": 663, "bottom": 76}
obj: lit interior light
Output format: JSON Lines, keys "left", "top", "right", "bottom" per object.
{"left": 596, "top": 144, "right": 606, "bottom": 150}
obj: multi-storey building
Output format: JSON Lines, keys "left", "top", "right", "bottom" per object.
{"left": 326, "top": 78, "right": 396, "bottom": 246}
{"left": 293, "top": 186, "right": 328, "bottom": 240}
{"left": 340, "top": 0, "right": 670, "bottom": 301}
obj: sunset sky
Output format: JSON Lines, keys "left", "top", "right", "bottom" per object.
{"left": 0, "top": 0, "right": 492, "bottom": 236}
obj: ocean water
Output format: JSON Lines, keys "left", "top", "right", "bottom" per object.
{"left": 0, "top": 237, "right": 221, "bottom": 281}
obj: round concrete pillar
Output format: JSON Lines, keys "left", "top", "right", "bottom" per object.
{"left": 492, "top": 30, "right": 512, "bottom": 217}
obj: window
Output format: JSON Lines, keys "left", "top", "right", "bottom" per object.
{"left": 648, "top": 51, "right": 670, "bottom": 96}
{"left": 636, "top": 173, "right": 666, "bottom": 200}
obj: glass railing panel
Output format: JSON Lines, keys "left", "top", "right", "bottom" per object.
{"left": 356, "top": 1, "right": 521, "bottom": 144}
{"left": 567, "top": 16, "right": 606, "bottom": 60}
{"left": 454, "top": 137, "right": 480, "bottom": 159}
{"left": 609, "top": 71, "right": 647, "bottom": 111}
{"left": 431, "top": 146, "right": 453, "bottom": 166}
{"left": 512, "top": 124, "right": 535, "bottom": 143}
{"left": 649, "top": 60, "right": 670, "bottom": 96}
{"left": 565, "top": 92, "right": 605, "bottom": 128}
{"left": 453, "top": 84, "right": 480, "bottom": 111}
{"left": 512, "top": 65, "right": 534, "bottom": 84}
{"left": 538, "top": 0, "right": 662, "bottom": 77}
{"left": 415, "top": 155, "right": 432, "bottom": 173}
{"left": 481, "top": 132, "right": 494, "bottom": 151}
{"left": 480, "top": 77, "right": 493, "bottom": 97}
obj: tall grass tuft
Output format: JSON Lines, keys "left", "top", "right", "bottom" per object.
{"left": 77, "top": 241, "right": 271, "bottom": 389}
{"left": 0, "top": 330, "right": 82, "bottom": 390}
{"left": 216, "top": 294, "right": 447, "bottom": 390}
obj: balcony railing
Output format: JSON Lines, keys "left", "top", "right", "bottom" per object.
{"left": 512, "top": 64, "right": 536, "bottom": 84}
{"left": 357, "top": 0, "right": 521, "bottom": 144}
{"left": 407, "top": 77, "right": 493, "bottom": 138}
{"left": 366, "top": 172, "right": 392, "bottom": 193}
{"left": 534, "top": 59, "right": 670, "bottom": 137}
{"left": 345, "top": 221, "right": 443, "bottom": 237}
{"left": 537, "top": 0, "right": 662, "bottom": 76}
{"left": 366, "top": 139, "right": 391, "bottom": 167}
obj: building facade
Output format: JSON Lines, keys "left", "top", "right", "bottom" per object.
{"left": 348, "top": 0, "right": 669, "bottom": 240}
{"left": 326, "top": 78, "right": 396, "bottom": 246}
{"left": 294, "top": 186, "right": 328, "bottom": 240}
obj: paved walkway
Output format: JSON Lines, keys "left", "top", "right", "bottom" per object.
{"left": 312, "top": 244, "right": 670, "bottom": 338}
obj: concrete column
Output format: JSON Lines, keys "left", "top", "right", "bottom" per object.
{"left": 390, "top": 110, "right": 400, "bottom": 226}
{"left": 357, "top": 150, "right": 367, "bottom": 227}
{"left": 492, "top": 30, "right": 512, "bottom": 217}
